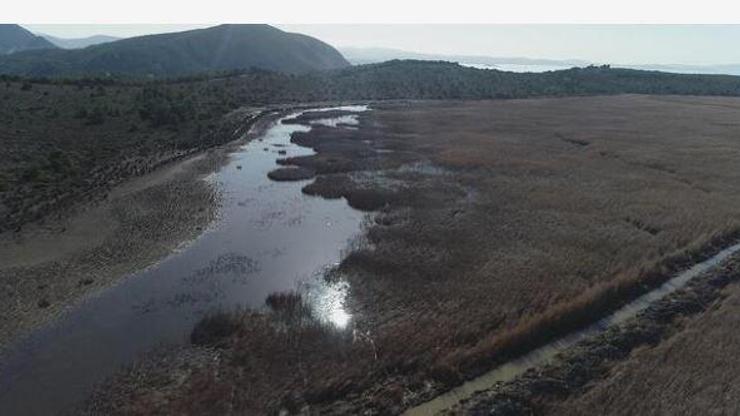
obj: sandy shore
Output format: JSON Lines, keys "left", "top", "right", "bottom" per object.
{"left": 0, "top": 107, "right": 280, "bottom": 353}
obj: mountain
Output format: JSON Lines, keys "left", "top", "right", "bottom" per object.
{"left": 41, "top": 34, "right": 120, "bottom": 49}
{"left": 0, "top": 24, "right": 57, "bottom": 55}
{"left": 0, "top": 24, "right": 350, "bottom": 77}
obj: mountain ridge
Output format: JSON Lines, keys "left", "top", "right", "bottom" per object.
{"left": 0, "top": 24, "right": 57, "bottom": 55}
{"left": 0, "top": 24, "right": 349, "bottom": 77}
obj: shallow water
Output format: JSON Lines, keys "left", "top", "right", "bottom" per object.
{"left": 405, "top": 241, "right": 740, "bottom": 416}
{"left": 0, "top": 106, "right": 368, "bottom": 416}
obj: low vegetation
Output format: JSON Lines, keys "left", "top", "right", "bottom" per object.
{"left": 87, "top": 291, "right": 380, "bottom": 415}
{"left": 0, "top": 76, "right": 252, "bottom": 232}
{"left": 7, "top": 61, "right": 740, "bottom": 232}
{"left": 88, "top": 96, "right": 740, "bottom": 414}
{"left": 266, "top": 167, "right": 315, "bottom": 181}
{"left": 9, "top": 23, "right": 740, "bottom": 416}
{"left": 190, "top": 311, "right": 240, "bottom": 347}
{"left": 449, "top": 251, "right": 740, "bottom": 415}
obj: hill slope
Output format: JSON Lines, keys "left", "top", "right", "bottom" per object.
{"left": 0, "top": 24, "right": 57, "bottom": 55}
{"left": 0, "top": 24, "right": 349, "bottom": 77}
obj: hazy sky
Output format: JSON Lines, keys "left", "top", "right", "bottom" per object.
{"left": 24, "top": 24, "right": 740, "bottom": 65}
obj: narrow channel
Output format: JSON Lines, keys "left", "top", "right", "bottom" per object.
{"left": 0, "top": 106, "right": 368, "bottom": 415}
{"left": 405, "top": 241, "right": 740, "bottom": 416}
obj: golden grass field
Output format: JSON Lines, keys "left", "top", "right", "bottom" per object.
{"left": 347, "top": 95, "right": 740, "bottom": 380}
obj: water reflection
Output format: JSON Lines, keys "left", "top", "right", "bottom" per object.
{"left": 0, "top": 105, "right": 369, "bottom": 416}
{"left": 287, "top": 106, "right": 367, "bottom": 330}
{"left": 302, "top": 277, "right": 352, "bottom": 329}
{"left": 310, "top": 115, "right": 360, "bottom": 128}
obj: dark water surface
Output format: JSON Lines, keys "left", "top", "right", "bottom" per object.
{"left": 0, "top": 106, "right": 368, "bottom": 415}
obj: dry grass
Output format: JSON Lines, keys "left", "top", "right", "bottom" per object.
{"left": 448, "top": 228, "right": 740, "bottom": 379}
{"left": 190, "top": 311, "right": 240, "bottom": 347}
{"left": 338, "top": 96, "right": 740, "bottom": 404}
{"left": 548, "top": 279, "right": 740, "bottom": 415}
{"left": 444, "top": 252, "right": 740, "bottom": 415}
{"left": 90, "top": 292, "right": 382, "bottom": 415}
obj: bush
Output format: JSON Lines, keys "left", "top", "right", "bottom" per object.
{"left": 265, "top": 291, "right": 303, "bottom": 312}
{"left": 267, "top": 167, "right": 315, "bottom": 182}
{"left": 190, "top": 312, "right": 240, "bottom": 346}
{"left": 135, "top": 86, "right": 195, "bottom": 127}
{"left": 85, "top": 107, "right": 105, "bottom": 125}
{"left": 74, "top": 107, "right": 88, "bottom": 119}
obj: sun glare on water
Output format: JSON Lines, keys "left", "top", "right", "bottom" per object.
{"left": 310, "top": 280, "right": 352, "bottom": 329}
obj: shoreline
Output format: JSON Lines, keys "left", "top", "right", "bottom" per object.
{"left": 0, "top": 106, "right": 283, "bottom": 354}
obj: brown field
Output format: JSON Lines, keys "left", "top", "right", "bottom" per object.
{"left": 87, "top": 95, "right": 740, "bottom": 414}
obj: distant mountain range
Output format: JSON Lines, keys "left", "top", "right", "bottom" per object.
{"left": 5, "top": 26, "right": 740, "bottom": 78}
{"left": 0, "top": 24, "right": 350, "bottom": 77}
{"left": 340, "top": 47, "right": 740, "bottom": 76}
{"left": 340, "top": 47, "right": 589, "bottom": 68}
{"left": 41, "top": 34, "right": 120, "bottom": 49}
{"left": 0, "top": 24, "right": 57, "bottom": 55}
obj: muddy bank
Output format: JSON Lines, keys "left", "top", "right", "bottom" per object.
{"left": 0, "top": 150, "right": 217, "bottom": 351}
{"left": 0, "top": 107, "right": 277, "bottom": 352}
